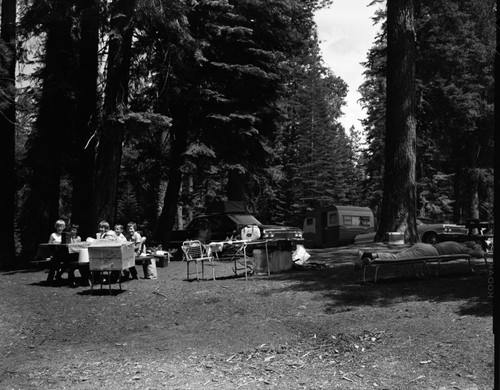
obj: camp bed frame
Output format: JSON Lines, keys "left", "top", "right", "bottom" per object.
{"left": 362, "top": 254, "right": 489, "bottom": 283}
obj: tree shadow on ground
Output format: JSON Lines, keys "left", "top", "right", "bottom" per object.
{"left": 256, "top": 261, "right": 492, "bottom": 318}
{"left": 77, "top": 288, "right": 127, "bottom": 296}
{"left": 0, "top": 266, "right": 52, "bottom": 275}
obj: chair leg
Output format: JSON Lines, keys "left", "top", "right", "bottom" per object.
{"left": 483, "top": 256, "right": 489, "bottom": 271}
{"left": 436, "top": 260, "right": 441, "bottom": 276}
{"left": 412, "top": 263, "right": 424, "bottom": 277}
{"left": 423, "top": 261, "right": 430, "bottom": 275}
{"left": 374, "top": 265, "right": 380, "bottom": 283}
{"left": 468, "top": 258, "right": 475, "bottom": 273}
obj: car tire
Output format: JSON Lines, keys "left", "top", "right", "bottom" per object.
{"left": 423, "top": 232, "right": 438, "bottom": 244}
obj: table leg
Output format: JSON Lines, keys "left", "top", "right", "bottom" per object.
{"left": 244, "top": 245, "right": 248, "bottom": 281}
{"left": 265, "top": 242, "right": 270, "bottom": 276}
{"left": 90, "top": 272, "right": 95, "bottom": 295}
{"left": 47, "top": 258, "right": 61, "bottom": 283}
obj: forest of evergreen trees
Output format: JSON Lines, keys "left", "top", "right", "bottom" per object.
{"left": 0, "top": 0, "right": 495, "bottom": 267}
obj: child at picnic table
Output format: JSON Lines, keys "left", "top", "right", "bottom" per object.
{"left": 126, "top": 222, "right": 158, "bottom": 280}
{"left": 114, "top": 224, "right": 127, "bottom": 242}
{"left": 121, "top": 222, "right": 140, "bottom": 280}
{"left": 46, "top": 219, "right": 66, "bottom": 283}
{"left": 62, "top": 224, "right": 83, "bottom": 286}
{"left": 47, "top": 220, "right": 81, "bottom": 287}
{"left": 355, "top": 240, "right": 485, "bottom": 270}
{"left": 127, "top": 222, "right": 142, "bottom": 252}
{"left": 68, "top": 223, "right": 81, "bottom": 243}
{"left": 97, "top": 220, "right": 118, "bottom": 240}
{"left": 48, "top": 219, "right": 66, "bottom": 243}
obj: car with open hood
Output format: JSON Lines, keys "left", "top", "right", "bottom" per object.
{"left": 168, "top": 202, "right": 303, "bottom": 254}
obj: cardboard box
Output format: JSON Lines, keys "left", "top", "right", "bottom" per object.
{"left": 253, "top": 249, "right": 292, "bottom": 275}
{"left": 88, "top": 242, "right": 135, "bottom": 271}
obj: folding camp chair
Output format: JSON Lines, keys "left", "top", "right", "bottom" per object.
{"left": 182, "top": 240, "right": 216, "bottom": 281}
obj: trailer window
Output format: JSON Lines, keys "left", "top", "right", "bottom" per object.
{"left": 305, "top": 218, "right": 314, "bottom": 226}
{"left": 343, "top": 216, "right": 353, "bottom": 225}
{"left": 343, "top": 215, "right": 371, "bottom": 226}
{"left": 327, "top": 212, "right": 338, "bottom": 227}
{"left": 360, "top": 216, "right": 371, "bottom": 226}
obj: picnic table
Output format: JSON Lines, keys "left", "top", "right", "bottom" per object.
{"left": 37, "top": 242, "right": 90, "bottom": 283}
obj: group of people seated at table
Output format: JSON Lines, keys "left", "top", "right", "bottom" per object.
{"left": 47, "top": 219, "right": 155, "bottom": 287}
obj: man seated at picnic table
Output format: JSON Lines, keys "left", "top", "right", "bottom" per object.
{"left": 355, "top": 241, "right": 485, "bottom": 270}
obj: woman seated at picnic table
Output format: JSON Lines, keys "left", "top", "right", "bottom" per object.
{"left": 355, "top": 241, "right": 485, "bottom": 270}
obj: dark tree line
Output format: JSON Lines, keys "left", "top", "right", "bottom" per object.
{"left": 0, "top": 0, "right": 495, "bottom": 266}
{"left": 1, "top": 0, "right": 360, "bottom": 265}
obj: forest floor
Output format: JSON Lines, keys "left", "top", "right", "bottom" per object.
{"left": 0, "top": 243, "right": 494, "bottom": 390}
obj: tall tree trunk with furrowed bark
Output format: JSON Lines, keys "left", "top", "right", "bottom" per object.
{"left": 71, "top": 0, "right": 99, "bottom": 239}
{"left": 0, "top": 0, "right": 16, "bottom": 268}
{"left": 92, "top": 0, "right": 136, "bottom": 227}
{"left": 375, "top": 0, "right": 419, "bottom": 244}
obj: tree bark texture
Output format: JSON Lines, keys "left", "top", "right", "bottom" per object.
{"left": 466, "top": 139, "right": 480, "bottom": 222}
{"left": 154, "top": 113, "right": 188, "bottom": 248}
{"left": 227, "top": 169, "right": 247, "bottom": 202}
{"left": 91, "top": 0, "right": 136, "bottom": 227}
{"left": 376, "top": 0, "right": 419, "bottom": 243}
{"left": 71, "top": 0, "right": 99, "bottom": 238}
{"left": 20, "top": 3, "right": 76, "bottom": 260}
{"left": 0, "top": 0, "right": 17, "bottom": 268}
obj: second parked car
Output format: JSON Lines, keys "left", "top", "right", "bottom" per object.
{"left": 354, "top": 219, "right": 469, "bottom": 244}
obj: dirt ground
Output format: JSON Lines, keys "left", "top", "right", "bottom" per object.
{"left": 0, "top": 244, "right": 494, "bottom": 390}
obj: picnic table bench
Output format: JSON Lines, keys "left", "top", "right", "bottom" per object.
{"left": 362, "top": 253, "right": 490, "bottom": 283}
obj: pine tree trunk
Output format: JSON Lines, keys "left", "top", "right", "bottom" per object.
{"left": 376, "top": 0, "right": 419, "bottom": 243}
{"left": 92, "top": 0, "right": 136, "bottom": 227}
{"left": 71, "top": 0, "right": 99, "bottom": 238}
{"left": 20, "top": 2, "right": 76, "bottom": 260}
{"left": 0, "top": 0, "right": 16, "bottom": 268}
{"left": 154, "top": 108, "right": 189, "bottom": 247}
{"left": 227, "top": 169, "right": 246, "bottom": 201}
{"left": 466, "top": 137, "right": 480, "bottom": 232}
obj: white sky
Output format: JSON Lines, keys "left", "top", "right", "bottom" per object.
{"left": 314, "top": 1, "right": 383, "bottom": 136}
